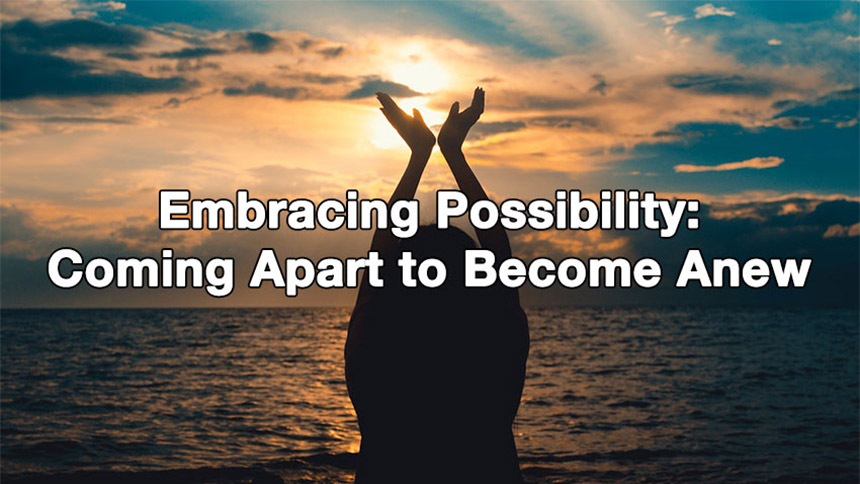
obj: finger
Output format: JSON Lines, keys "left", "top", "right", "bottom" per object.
{"left": 376, "top": 91, "right": 391, "bottom": 107}
{"left": 412, "top": 108, "right": 426, "bottom": 126}
{"left": 377, "top": 94, "right": 397, "bottom": 113}
{"left": 379, "top": 107, "right": 397, "bottom": 128}
{"left": 471, "top": 87, "right": 485, "bottom": 115}
{"left": 377, "top": 92, "right": 408, "bottom": 118}
{"left": 448, "top": 101, "right": 460, "bottom": 118}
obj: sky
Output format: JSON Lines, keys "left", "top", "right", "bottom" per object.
{"left": 1, "top": 0, "right": 858, "bottom": 308}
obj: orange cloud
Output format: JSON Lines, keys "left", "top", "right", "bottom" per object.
{"left": 674, "top": 156, "right": 784, "bottom": 173}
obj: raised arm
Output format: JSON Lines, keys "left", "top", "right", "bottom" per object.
{"left": 350, "top": 92, "right": 433, "bottom": 323}
{"left": 439, "top": 89, "right": 527, "bottom": 419}
{"left": 368, "top": 92, "right": 435, "bottom": 256}
{"left": 438, "top": 87, "right": 513, "bottom": 261}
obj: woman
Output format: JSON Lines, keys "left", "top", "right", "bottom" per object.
{"left": 345, "top": 88, "right": 529, "bottom": 483}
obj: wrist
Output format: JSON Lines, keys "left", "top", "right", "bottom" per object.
{"left": 410, "top": 142, "right": 432, "bottom": 155}
{"left": 439, "top": 144, "right": 463, "bottom": 157}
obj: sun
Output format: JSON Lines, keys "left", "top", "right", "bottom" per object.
{"left": 388, "top": 52, "right": 450, "bottom": 94}
{"left": 369, "top": 46, "right": 451, "bottom": 150}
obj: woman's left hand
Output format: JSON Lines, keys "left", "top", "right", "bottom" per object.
{"left": 376, "top": 92, "right": 435, "bottom": 154}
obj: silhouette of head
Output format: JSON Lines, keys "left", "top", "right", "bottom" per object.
{"left": 379, "top": 225, "right": 480, "bottom": 309}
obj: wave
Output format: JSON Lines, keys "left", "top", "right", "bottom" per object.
{"left": 2, "top": 452, "right": 357, "bottom": 484}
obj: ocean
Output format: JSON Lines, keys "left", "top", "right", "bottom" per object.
{"left": 1, "top": 307, "right": 857, "bottom": 483}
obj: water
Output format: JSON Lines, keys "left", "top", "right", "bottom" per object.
{"left": 2, "top": 307, "right": 857, "bottom": 483}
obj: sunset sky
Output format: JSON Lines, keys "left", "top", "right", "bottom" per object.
{"left": 2, "top": 0, "right": 858, "bottom": 307}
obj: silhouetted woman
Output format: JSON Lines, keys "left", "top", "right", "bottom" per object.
{"left": 345, "top": 88, "right": 529, "bottom": 483}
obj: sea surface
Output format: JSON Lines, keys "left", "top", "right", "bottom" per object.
{"left": 1, "top": 307, "right": 858, "bottom": 483}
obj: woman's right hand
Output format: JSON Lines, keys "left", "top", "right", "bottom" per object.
{"left": 438, "top": 87, "right": 484, "bottom": 153}
{"left": 376, "top": 92, "right": 435, "bottom": 154}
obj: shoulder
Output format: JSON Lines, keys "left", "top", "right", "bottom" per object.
{"left": 345, "top": 297, "right": 376, "bottom": 364}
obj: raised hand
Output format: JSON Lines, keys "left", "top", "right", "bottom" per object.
{"left": 438, "top": 87, "right": 484, "bottom": 153}
{"left": 376, "top": 92, "right": 435, "bottom": 153}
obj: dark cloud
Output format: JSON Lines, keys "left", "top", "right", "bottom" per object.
{"left": 770, "top": 87, "right": 859, "bottom": 127}
{"left": 155, "top": 47, "right": 226, "bottom": 59}
{"left": 1, "top": 18, "right": 146, "bottom": 50}
{"left": 346, "top": 77, "right": 422, "bottom": 99}
{"left": 589, "top": 74, "right": 610, "bottom": 96}
{"left": 765, "top": 116, "right": 810, "bottom": 130}
{"left": 529, "top": 116, "right": 600, "bottom": 129}
{"left": 0, "top": 205, "right": 40, "bottom": 246}
{"left": 222, "top": 82, "right": 308, "bottom": 100}
{"left": 39, "top": 116, "right": 135, "bottom": 124}
{"left": 298, "top": 38, "right": 316, "bottom": 50}
{"left": 318, "top": 46, "right": 345, "bottom": 58}
{"left": 0, "top": 42, "right": 195, "bottom": 100}
{"left": 111, "top": 218, "right": 185, "bottom": 245}
{"left": 242, "top": 32, "right": 278, "bottom": 53}
{"left": 466, "top": 121, "right": 526, "bottom": 140}
{"left": 162, "top": 91, "right": 209, "bottom": 109}
{"left": 667, "top": 73, "right": 782, "bottom": 97}
{"left": 276, "top": 68, "right": 353, "bottom": 85}
{"left": 106, "top": 51, "right": 145, "bottom": 61}
{"left": 293, "top": 73, "right": 353, "bottom": 85}
{"left": 1, "top": 21, "right": 194, "bottom": 100}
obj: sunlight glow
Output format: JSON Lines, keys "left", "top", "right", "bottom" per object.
{"left": 388, "top": 48, "right": 450, "bottom": 94}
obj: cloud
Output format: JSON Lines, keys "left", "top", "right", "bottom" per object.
{"left": 662, "top": 15, "right": 687, "bottom": 26}
{"left": 480, "top": 91, "right": 592, "bottom": 111}
{"left": 648, "top": 11, "right": 667, "bottom": 18}
{"left": 694, "top": 4, "right": 736, "bottom": 19}
{"left": 0, "top": 205, "right": 40, "bottom": 253}
{"left": 154, "top": 47, "right": 226, "bottom": 59}
{"left": 762, "top": 116, "right": 810, "bottom": 130}
{"left": 823, "top": 223, "right": 860, "bottom": 238}
{"left": 318, "top": 45, "right": 345, "bottom": 58}
{"left": 0, "top": 42, "right": 194, "bottom": 100}
{"left": 105, "top": 51, "right": 143, "bottom": 60}
{"left": 771, "top": 87, "right": 859, "bottom": 128}
{"left": 588, "top": 74, "right": 610, "bottom": 96}
{"left": 222, "top": 82, "right": 308, "bottom": 100}
{"left": 0, "top": 18, "right": 195, "bottom": 100}
{"left": 0, "top": 0, "right": 125, "bottom": 22}
{"left": 241, "top": 32, "right": 278, "bottom": 53}
{"left": 528, "top": 116, "right": 600, "bottom": 129}
{"left": 283, "top": 72, "right": 353, "bottom": 85}
{"left": 1, "top": 44, "right": 194, "bottom": 100}
{"left": 465, "top": 121, "right": 526, "bottom": 141}
{"left": 674, "top": 156, "right": 785, "bottom": 173}
{"left": 38, "top": 115, "right": 136, "bottom": 125}
{"left": 345, "top": 77, "right": 422, "bottom": 99}
{"left": 1, "top": 18, "right": 145, "bottom": 50}
{"left": 667, "top": 73, "right": 782, "bottom": 97}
